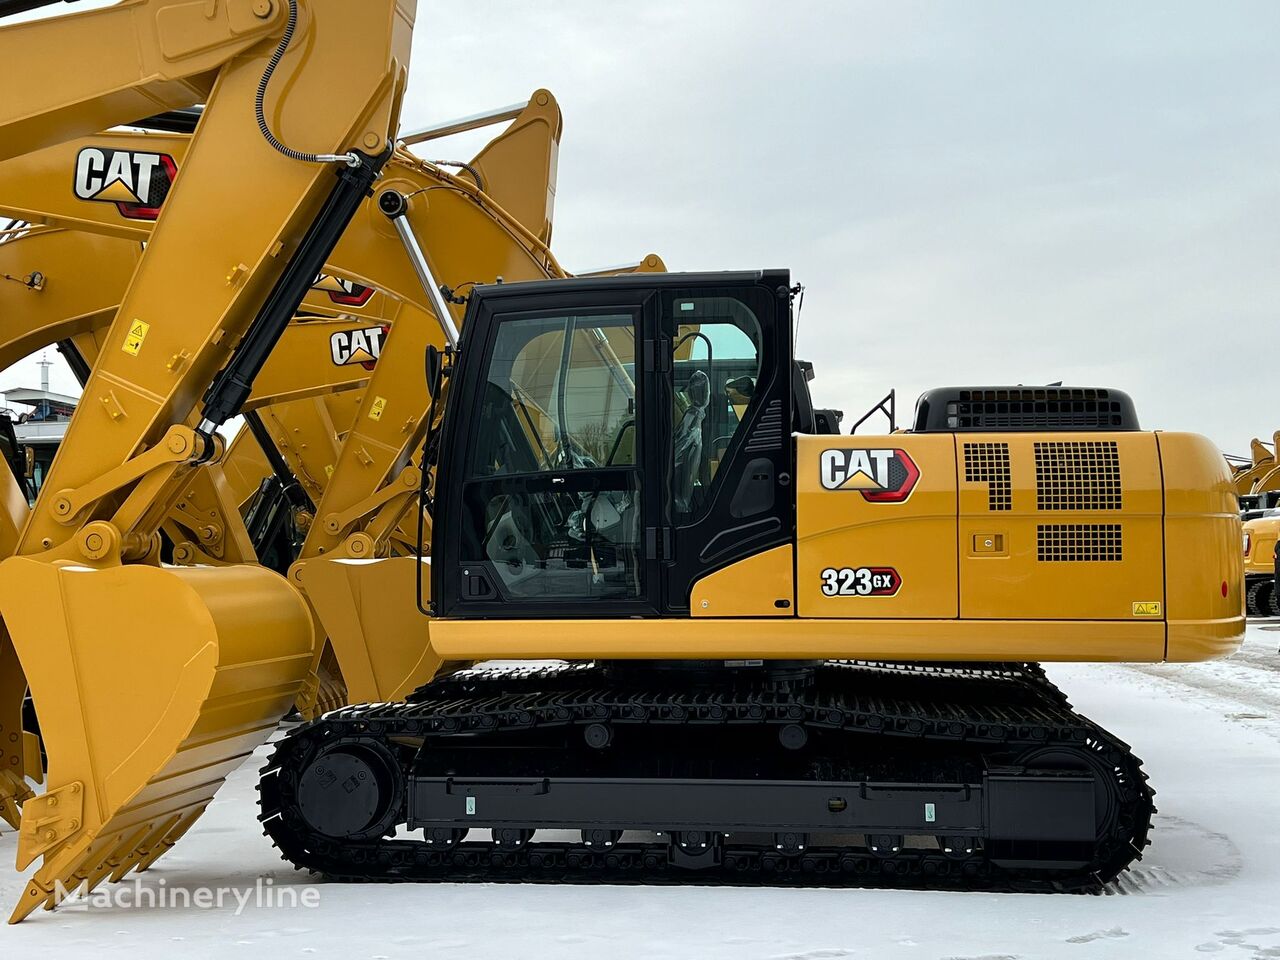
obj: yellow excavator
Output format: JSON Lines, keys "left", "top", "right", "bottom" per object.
{"left": 0, "top": 0, "right": 1244, "bottom": 923}
{"left": 1231, "top": 434, "right": 1280, "bottom": 503}
{"left": 1228, "top": 435, "right": 1280, "bottom": 615}
{"left": 1242, "top": 514, "right": 1279, "bottom": 615}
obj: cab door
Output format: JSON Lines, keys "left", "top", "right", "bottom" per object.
{"left": 434, "top": 297, "right": 660, "bottom": 618}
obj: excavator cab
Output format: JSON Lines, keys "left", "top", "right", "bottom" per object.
{"left": 431, "top": 270, "right": 797, "bottom": 616}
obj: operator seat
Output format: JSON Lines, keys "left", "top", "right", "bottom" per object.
{"left": 672, "top": 370, "right": 710, "bottom": 513}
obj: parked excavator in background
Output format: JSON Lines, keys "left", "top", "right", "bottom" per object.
{"left": 1242, "top": 513, "right": 1280, "bottom": 616}
{"left": 1226, "top": 434, "right": 1280, "bottom": 615}
{"left": 1231, "top": 433, "right": 1280, "bottom": 517}
{"left": 0, "top": 0, "right": 1244, "bottom": 924}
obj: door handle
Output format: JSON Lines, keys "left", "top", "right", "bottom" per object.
{"left": 971, "top": 533, "right": 1006, "bottom": 556}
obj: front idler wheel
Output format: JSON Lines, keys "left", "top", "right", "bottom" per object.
{"left": 295, "top": 741, "right": 404, "bottom": 840}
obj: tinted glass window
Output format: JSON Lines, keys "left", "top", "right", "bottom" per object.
{"left": 669, "top": 295, "right": 762, "bottom": 523}
{"left": 463, "top": 313, "right": 642, "bottom": 600}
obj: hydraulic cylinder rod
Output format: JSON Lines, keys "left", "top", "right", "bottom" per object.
{"left": 378, "top": 189, "right": 461, "bottom": 347}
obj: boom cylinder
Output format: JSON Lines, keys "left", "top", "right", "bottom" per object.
{"left": 199, "top": 148, "right": 389, "bottom": 435}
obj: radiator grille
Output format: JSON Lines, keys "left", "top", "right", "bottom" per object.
{"left": 920, "top": 387, "right": 1133, "bottom": 431}
{"left": 964, "top": 442, "right": 1011, "bottom": 511}
{"left": 1037, "top": 523, "right": 1122, "bottom": 562}
{"left": 1034, "top": 441, "right": 1122, "bottom": 511}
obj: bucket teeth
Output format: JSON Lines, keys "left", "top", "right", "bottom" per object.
{"left": 7, "top": 804, "right": 214, "bottom": 923}
{"left": 135, "top": 807, "right": 205, "bottom": 874}
{"left": 0, "top": 770, "right": 34, "bottom": 829}
{"left": 109, "top": 816, "right": 182, "bottom": 883}
{"left": 12, "top": 879, "right": 55, "bottom": 923}
{"left": 89, "top": 825, "right": 154, "bottom": 891}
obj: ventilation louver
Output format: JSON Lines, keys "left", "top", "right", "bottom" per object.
{"left": 1034, "top": 441, "right": 1122, "bottom": 511}
{"left": 964, "top": 442, "right": 1011, "bottom": 511}
{"left": 1037, "top": 523, "right": 1122, "bottom": 562}
{"left": 913, "top": 386, "right": 1139, "bottom": 432}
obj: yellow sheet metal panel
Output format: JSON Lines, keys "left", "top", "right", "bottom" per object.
{"left": 429, "top": 616, "right": 1166, "bottom": 662}
{"left": 958, "top": 432, "right": 1163, "bottom": 620}
{"left": 1167, "top": 619, "right": 1243, "bottom": 663}
{"left": 1160, "top": 431, "right": 1245, "bottom": 661}
{"left": 795, "top": 434, "right": 957, "bottom": 619}
{"left": 691, "top": 544, "right": 794, "bottom": 617}
{"left": 298, "top": 555, "right": 448, "bottom": 704}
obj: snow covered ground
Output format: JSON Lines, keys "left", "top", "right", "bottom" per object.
{"left": 3, "top": 626, "right": 1280, "bottom": 959}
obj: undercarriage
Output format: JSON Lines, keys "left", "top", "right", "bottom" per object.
{"left": 260, "top": 660, "right": 1153, "bottom": 891}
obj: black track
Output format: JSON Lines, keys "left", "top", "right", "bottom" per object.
{"left": 259, "top": 661, "right": 1153, "bottom": 891}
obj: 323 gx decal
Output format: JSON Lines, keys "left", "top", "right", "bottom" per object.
{"left": 819, "top": 566, "right": 902, "bottom": 597}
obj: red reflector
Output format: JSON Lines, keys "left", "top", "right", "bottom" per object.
{"left": 1222, "top": 581, "right": 1229, "bottom": 598}
{"left": 328, "top": 284, "right": 375, "bottom": 307}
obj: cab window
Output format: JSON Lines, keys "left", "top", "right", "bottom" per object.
{"left": 669, "top": 295, "right": 762, "bottom": 523}
{"left": 462, "top": 312, "right": 643, "bottom": 601}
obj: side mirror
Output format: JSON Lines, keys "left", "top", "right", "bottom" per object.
{"left": 425, "top": 344, "right": 443, "bottom": 398}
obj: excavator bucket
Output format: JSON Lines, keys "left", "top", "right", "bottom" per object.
{"left": 298, "top": 556, "right": 447, "bottom": 704}
{"left": 0, "top": 557, "right": 312, "bottom": 923}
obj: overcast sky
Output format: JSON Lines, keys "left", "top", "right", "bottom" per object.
{"left": 3, "top": 1, "right": 1277, "bottom": 455}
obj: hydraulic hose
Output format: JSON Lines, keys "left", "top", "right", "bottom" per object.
{"left": 255, "top": 0, "right": 361, "bottom": 167}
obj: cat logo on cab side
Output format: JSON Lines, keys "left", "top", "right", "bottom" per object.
{"left": 819, "top": 448, "right": 920, "bottom": 502}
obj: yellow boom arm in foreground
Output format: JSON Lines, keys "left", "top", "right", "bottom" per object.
{"left": 0, "top": 0, "right": 415, "bottom": 921}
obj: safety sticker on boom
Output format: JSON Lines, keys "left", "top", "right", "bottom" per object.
{"left": 820, "top": 566, "right": 901, "bottom": 597}
{"left": 122, "top": 318, "right": 149, "bottom": 356}
{"left": 74, "top": 147, "right": 177, "bottom": 221}
{"left": 819, "top": 448, "right": 920, "bottom": 502}
{"left": 330, "top": 326, "right": 387, "bottom": 370}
